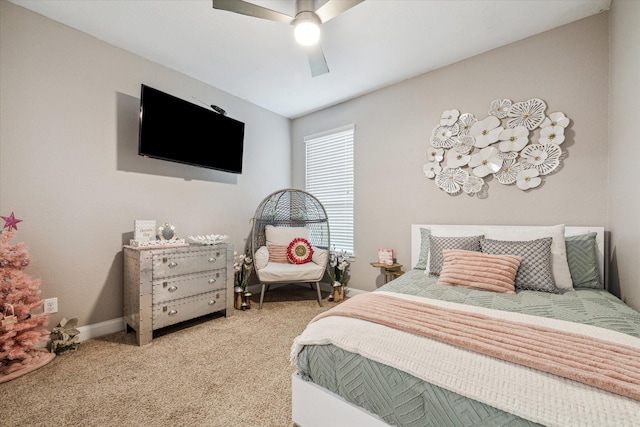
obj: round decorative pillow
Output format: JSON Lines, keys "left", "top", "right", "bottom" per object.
{"left": 287, "top": 238, "right": 314, "bottom": 264}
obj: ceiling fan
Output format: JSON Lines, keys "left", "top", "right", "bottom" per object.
{"left": 212, "top": 0, "right": 364, "bottom": 77}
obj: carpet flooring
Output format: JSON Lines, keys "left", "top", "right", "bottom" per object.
{"left": 0, "top": 285, "right": 335, "bottom": 427}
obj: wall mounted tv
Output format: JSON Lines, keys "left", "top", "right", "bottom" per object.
{"left": 138, "top": 84, "right": 245, "bottom": 174}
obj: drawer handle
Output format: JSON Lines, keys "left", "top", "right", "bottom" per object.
{"left": 208, "top": 278, "right": 216, "bottom": 284}
{"left": 208, "top": 300, "right": 216, "bottom": 305}
{"left": 208, "top": 257, "right": 216, "bottom": 263}
{"left": 168, "top": 309, "right": 178, "bottom": 316}
{"left": 168, "top": 262, "right": 178, "bottom": 268}
{"left": 168, "top": 286, "right": 178, "bottom": 292}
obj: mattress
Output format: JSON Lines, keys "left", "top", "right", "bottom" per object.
{"left": 294, "top": 269, "right": 640, "bottom": 426}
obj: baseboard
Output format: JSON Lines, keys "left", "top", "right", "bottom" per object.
{"left": 76, "top": 286, "right": 367, "bottom": 342}
{"left": 77, "top": 317, "right": 124, "bottom": 342}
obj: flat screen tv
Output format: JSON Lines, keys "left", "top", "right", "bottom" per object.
{"left": 138, "top": 84, "right": 245, "bottom": 174}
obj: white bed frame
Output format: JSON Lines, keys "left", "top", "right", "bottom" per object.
{"left": 292, "top": 224, "right": 606, "bottom": 427}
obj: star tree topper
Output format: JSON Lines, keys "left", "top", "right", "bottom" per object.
{"left": 1, "top": 211, "right": 23, "bottom": 231}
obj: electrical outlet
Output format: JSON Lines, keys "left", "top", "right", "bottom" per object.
{"left": 44, "top": 297, "right": 58, "bottom": 314}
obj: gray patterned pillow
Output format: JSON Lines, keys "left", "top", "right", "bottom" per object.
{"left": 480, "top": 237, "right": 558, "bottom": 293}
{"left": 414, "top": 228, "right": 431, "bottom": 270}
{"left": 565, "top": 233, "right": 602, "bottom": 289}
{"left": 428, "top": 235, "right": 483, "bottom": 276}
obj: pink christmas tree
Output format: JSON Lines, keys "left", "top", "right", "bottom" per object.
{"left": 0, "top": 213, "right": 55, "bottom": 382}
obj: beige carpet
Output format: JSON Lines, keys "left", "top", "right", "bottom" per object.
{"left": 0, "top": 285, "right": 335, "bottom": 427}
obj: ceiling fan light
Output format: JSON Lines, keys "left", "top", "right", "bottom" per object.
{"left": 294, "top": 12, "right": 321, "bottom": 46}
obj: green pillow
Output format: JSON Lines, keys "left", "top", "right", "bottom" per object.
{"left": 414, "top": 228, "right": 431, "bottom": 270}
{"left": 565, "top": 233, "right": 602, "bottom": 289}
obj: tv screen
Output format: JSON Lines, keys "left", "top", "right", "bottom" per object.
{"left": 138, "top": 84, "right": 245, "bottom": 174}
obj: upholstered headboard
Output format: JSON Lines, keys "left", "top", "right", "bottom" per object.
{"left": 410, "top": 224, "right": 606, "bottom": 286}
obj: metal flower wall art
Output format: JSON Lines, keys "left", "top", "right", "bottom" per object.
{"left": 423, "top": 98, "right": 570, "bottom": 196}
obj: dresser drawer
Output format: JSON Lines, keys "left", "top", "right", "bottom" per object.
{"left": 152, "top": 270, "right": 225, "bottom": 303}
{"left": 151, "top": 248, "right": 226, "bottom": 278}
{"left": 152, "top": 291, "right": 225, "bottom": 330}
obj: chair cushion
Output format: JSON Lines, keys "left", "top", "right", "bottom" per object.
{"left": 254, "top": 246, "right": 328, "bottom": 272}
{"left": 312, "top": 247, "right": 328, "bottom": 268}
{"left": 255, "top": 246, "right": 269, "bottom": 270}
{"left": 256, "top": 260, "right": 325, "bottom": 283}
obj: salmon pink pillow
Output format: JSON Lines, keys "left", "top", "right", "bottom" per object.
{"left": 267, "top": 244, "right": 289, "bottom": 263}
{"left": 438, "top": 249, "right": 522, "bottom": 294}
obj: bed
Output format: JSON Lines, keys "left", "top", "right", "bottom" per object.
{"left": 290, "top": 224, "right": 640, "bottom": 427}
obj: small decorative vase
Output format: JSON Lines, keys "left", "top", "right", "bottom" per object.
{"left": 234, "top": 287, "right": 243, "bottom": 310}
{"left": 332, "top": 282, "right": 344, "bottom": 302}
{"left": 243, "top": 292, "right": 252, "bottom": 310}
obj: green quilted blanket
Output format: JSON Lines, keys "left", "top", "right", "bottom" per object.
{"left": 382, "top": 270, "right": 640, "bottom": 338}
{"left": 295, "top": 269, "right": 640, "bottom": 426}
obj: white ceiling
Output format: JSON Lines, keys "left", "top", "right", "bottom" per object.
{"left": 10, "top": 0, "right": 611, "bottom": 119}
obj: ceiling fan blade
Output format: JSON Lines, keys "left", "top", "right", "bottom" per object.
{"left": 212, "top": 0, "right": 293, "bottom": 24}
{"left": 314, "top": 0, "right": 364, "bottom": 23}
{"left": 306, "top": 43, "right": 329, "bottom": 77}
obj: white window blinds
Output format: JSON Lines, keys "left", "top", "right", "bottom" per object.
{"left": 305, "top": 124, "right": 355, "bottom": 254}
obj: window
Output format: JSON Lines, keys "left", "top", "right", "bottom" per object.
{"left": 305, "top": 124, "right": 355, "bottom": 254}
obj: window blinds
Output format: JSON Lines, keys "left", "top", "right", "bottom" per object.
{"left": 305, "top": 124, "right": 355, "bottom": 254}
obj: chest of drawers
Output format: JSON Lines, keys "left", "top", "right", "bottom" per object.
{"left": 123, "top": 244, "right": 234, "bottom": 345}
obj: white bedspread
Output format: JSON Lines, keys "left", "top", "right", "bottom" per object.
{"left": 291, "top": 292, "right": 640, "bottom": 427}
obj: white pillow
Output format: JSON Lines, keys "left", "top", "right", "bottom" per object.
{"left": 484, "top": 224, "right": 573, "bottom": 291}
{"left": 312, "top": 247, "right": 329, "bottom": 267}
{"left": 265, "top": 225, "right": 310, "bottom": 246}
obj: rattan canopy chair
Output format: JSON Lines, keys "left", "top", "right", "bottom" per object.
{"left": 251, "top": 189, "right": 330, "bottom": 309}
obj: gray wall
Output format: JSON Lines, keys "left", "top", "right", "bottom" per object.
{"left": 292, "top": 13, "right": 613, "bottom": 297}
{"left": 609, "top": 0, "right": 640, "bottom": 309}
{"left": 0, "top": 0, "right": 292, "bottom": 328}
